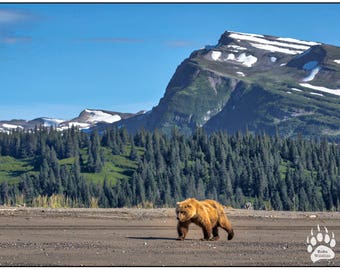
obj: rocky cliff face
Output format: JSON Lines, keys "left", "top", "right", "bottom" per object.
{"left": 116, "top": 31, "right": 340, "bottom": 139}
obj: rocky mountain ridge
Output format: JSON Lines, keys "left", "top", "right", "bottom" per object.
{"left": 0, "top": 109, "right": 144, "bottom": 133}
{"left": 112, "top": 30, "right": 340, "bottom": 138}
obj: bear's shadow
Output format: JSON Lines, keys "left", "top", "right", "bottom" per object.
{"left": 126, "top": 236, "right": 177, "bottom": 241}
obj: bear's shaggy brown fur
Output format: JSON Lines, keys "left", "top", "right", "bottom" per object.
{"left": 176, "top": 198, "right": 234, "bottom": 241}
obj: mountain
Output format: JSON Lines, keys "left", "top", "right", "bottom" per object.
{"left": 114, "top": 31, "right": 340, "bottom": 138}
{"left": 58, "top": 109, "right": 144, "bottom": 131}
{"left": 0, "top": 109, "right": 143, "bottom": 133}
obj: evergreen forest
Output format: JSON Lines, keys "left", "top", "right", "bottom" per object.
{"left": 0, "top": 126, "right": 339, "bottom": 211}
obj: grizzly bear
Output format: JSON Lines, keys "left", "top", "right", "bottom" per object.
{"left": 176, "top": 198, "right": 234, "bottom": 241}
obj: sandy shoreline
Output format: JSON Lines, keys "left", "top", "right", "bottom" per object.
{"left": 0, "top": 207, "right": 339, "bottom": 266}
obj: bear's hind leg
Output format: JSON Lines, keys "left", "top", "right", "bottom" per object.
{"left": 210, "top": 226, "right": 220, "bottom": 241}
{"left": 219, "top": 216, "right": 234, "bottom": 240}
{"left": 177, "top": 222, "right": 189, "bottom": 240}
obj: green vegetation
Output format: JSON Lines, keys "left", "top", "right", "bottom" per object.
{"left": 82, "top": 150, "right": 137, "bottom": 185}
{"left": 0, "top": 156, "right": 34, "bottom": 184}
{"left": 0, "top": 126, "right": 338, "bottom": 211}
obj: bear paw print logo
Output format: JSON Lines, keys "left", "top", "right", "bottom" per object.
{"left": 306, "top": 224, "right": 336, "bottom": 263}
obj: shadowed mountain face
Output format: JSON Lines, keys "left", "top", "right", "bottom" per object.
{"left": 114, "top": 31, "right": 340, "bottom": 139}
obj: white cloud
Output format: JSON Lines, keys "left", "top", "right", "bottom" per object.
{"left": 0, "top": 9, "right": 32, "bottom": 24}
{"left": 79, "top": 37, "right": 144, "bottom": 44}
{"left": 165, "top": 40, "right": 195, "bottom": 48}
{"left": 0, "top": 36, "right": 31, "bottom": 44}
{"left": 0, "top": 9, "right": 36, "bottom": 46}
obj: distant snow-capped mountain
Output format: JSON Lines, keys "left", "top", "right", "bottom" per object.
{"left": 0, "top": 109, "right": 145, "bottom": 133}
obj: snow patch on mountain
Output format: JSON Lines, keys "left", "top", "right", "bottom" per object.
{"left": 250, "top": 43, "right": 303, "bottom": 55}
{"left": 230, "top": 31, "right": 264, "bottom": 38}
{"left": 226, "top": 53, "right": 235, "bottom": 60}
{"left": 237, "top": 53, "right": 257, "bottom": 67}
{"left": 84, "top": 109, "right": 121, "bottom": 123}
{"left": 276, "top": 37, "right": 320, "bottom": 46}
{"left": 229, "top": 32, "right": 311, "bottom": 50}
{"left": 334, "top": 59, "right": 340, "bottom": 64}
{"left": 270, "top": 57, "right": 277, "bottom": 62}
{"left": 302, "top": 66, "right": 321, "bottom": 82}
{"left": 227, "top": 45, "right": 247, "bottom": 51}
{"left": 59, "top": 122, "right": 91, "bottom": 130}
{"left": 291, "top": 88, "right": 303, "bottom": 92}
{"left": 310, "top": 92, "right": 324, "bottom": 97}
{"left": 211, "top": 51, "right": 222, "bottom": 61}
{"left": 2, "top": 123, "right": 23, "bottom": 129}
{"left": 203, "top": 110, "right": 213, "bottom": 122}
{"left": 42, "top": 118, "right": 65, "bottom": 127}
{"left": 222, "top": 51, "right": 257, "bottom": 67}
{"left": 236, "top": 71, "right": 245, "bottom": 77}
{"left": 299, "top": 83, "right": 340, "bottom": 96}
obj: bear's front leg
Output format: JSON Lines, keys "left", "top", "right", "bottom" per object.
{"left": 200, "top": 225, "right": 212, "bottom": 241}
{"left": 177, "top": 222, "right": 189, "bottom": 241}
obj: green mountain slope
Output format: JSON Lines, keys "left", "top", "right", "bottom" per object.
{"left": 116, "top": 31, "right": 340, "bottom": 139}
{"left": 0, "top": 146, "right": 138, "bottom": 186}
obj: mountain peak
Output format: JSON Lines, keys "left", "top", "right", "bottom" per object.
{"left": 217, "top": 30, "right": 321, "bottom": 55}
{"left": 78, "top": 109, "right": 121, "bottom": 124}
{"left": 116, "top": 30, "right": 340, "bottom": 139}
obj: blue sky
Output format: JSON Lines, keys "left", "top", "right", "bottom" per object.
{"left": 0, "top": 3, "right": 340, "bottom": 120}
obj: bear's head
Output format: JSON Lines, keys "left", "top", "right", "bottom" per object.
{"left": 175, "top": 199, "right": 197, "bottom": 222}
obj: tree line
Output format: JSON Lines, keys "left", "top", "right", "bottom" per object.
{"left": 0, "top": 126, "right": 339, "bottom": 211}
